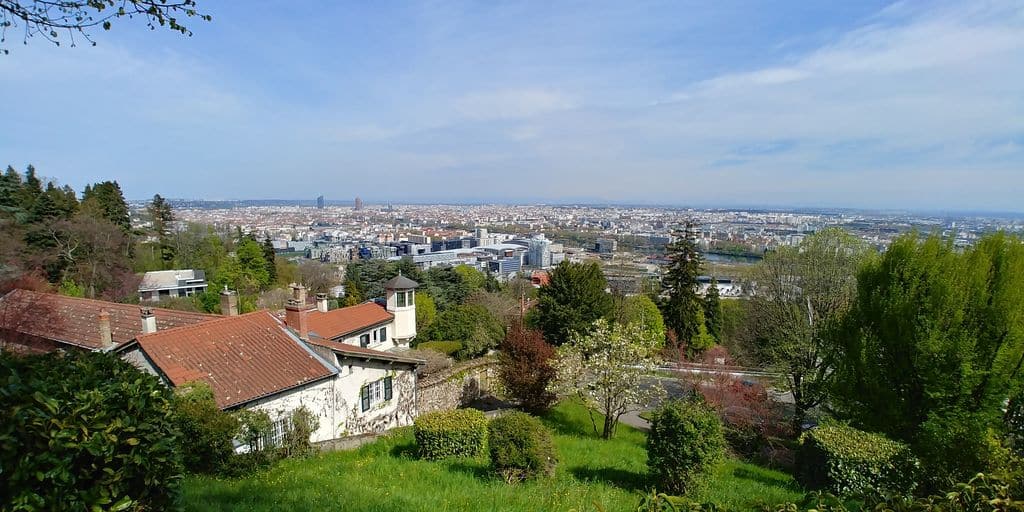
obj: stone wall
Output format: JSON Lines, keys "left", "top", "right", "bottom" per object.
{"left": 417, "top": 356, "right": 498, "bottom": 415}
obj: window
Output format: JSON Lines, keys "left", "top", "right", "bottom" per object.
{"left": 397, "top": 291, "right": 406, "bottom": 307}
{"left": 379, "top": 327, "right": 387, "bottom": 343}
{"left": 360, "top": 376, "right": 394, "bottom": 412}
{"left": 359, "top": 333, "right": 370, "bottom": 348}
{"left": 373, "top": 329, "right": 378, "bottom": 341}
{"left": 259, "top": 416, "right": 290, "bottom": 449}
{"left": 407, "top": 291, "right": 415, "bottom": 306}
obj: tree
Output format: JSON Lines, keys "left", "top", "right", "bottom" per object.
{"left": 553, "top": 319, "right": 664, "bottom": 439}
{"left": 530, "top": 261, "right": 613, "bottom": 346}
{"left": 48, "top": 214, "right": 139, "bottom": 300}
{"left": 454, "top": 264, "right": 486, "bottom": 291}
{"left": 0, "top": 0, "right": 210, "bottom": 53}
{"left": 831, "top": 232, "right": 1024, "bottom": 484}
{"left": 261, "top": 236, "right": 277, "bottom": 283}
{"left": 616, "top": 293, "right": 666, "bottom": 343}
{"left": 296, "top": 260, "right": 336, "bottom": 295}
{"left": 421, "top": 304, "right": 503, "bottom": 358}
{"left": 690, "top": 308, "right": 716, "bottom": 353}
{"left": 703, "top": 278, "right": 722, "bottom": 341}
{"left": 415, "top": 291, "right": 437, "bottom": 332}
{"left": 216, "top": 237, "right": 270, "bottom": 295}
{"left": 81, "top": 180, "right": 130, "bottom": 233}
{"left": 662, "top": 223, "right": 704, "bottom": 347}
{"left": 498, "top": 323, "right": 557, "bottom": 414}
{"left": 746, "top": 229, "right": 865, "bottom": 432}
{"left": 147, "top": 194, "right": 175, "bottom": 267}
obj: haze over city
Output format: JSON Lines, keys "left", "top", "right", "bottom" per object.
{"left": 3, "top": 0, "right": 1023, "bottom": 211}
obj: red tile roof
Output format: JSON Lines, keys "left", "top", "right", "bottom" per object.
{"left": 304, "top": 302, "right": 394, "bottom": 340}
{"left": 0, "top": 289, "right": 216, "bottom": 351}
{"left": 303, "top": 337, "right": 425, "bottom": 365}
{"left": 135, "top": 311, "right": 336, "bottom": 409}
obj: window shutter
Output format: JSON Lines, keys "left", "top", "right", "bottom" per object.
{"left": 384, "top": 376, "right": 393, "bottom": 400}
{"left": 360, "top": 385, "right": 370, "bottom": 412}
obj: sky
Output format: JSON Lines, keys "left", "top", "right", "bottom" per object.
{"left": 1, "top": 0, "right": 1022, "bottom": 211}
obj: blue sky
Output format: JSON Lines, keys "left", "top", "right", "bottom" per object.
{"left": 1, "top": 0, "right": 1022, "bottom": 211}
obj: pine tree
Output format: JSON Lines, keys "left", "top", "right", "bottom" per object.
{"left": 262, "top": 236, "right": 277, "bottom": 283}
{"left": 703, "top": 277, "right": 722, "bottom": 341}
{"left": 661, "top": 222, "right": 704, "bottom": 347}
{"left": 147, "top": 194, "right": 175, "bottom": 267}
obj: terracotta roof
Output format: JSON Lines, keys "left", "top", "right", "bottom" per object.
{"left": 0, "top": 289, "right": 216, "bottom": 351}
{"left": 135, "top": 311, "right": 336, "bottom": 409}
{"left": 303, "top": 337, "right": 425, "bottom": 365}
{"left": 304, "top": 302, "right": 394, "bottom": 340}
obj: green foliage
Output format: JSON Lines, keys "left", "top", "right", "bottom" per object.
{"left": 0, "top": 351, "right": 183, "bottom": 511}
{"left": 234, "top": 409, "right": 272, "bottom": 453}
{"left": 831, "top": 232, "right": 1024, "bottom": 486}
{"left": 797, "top": 423, "right": 919, "bottom": 498}
{"left": 81, "top": 180, "right": 130, "bottom": 232}
{"left": 488, "top": 412, "right": 558, "bottom": 482}
{"left": 703, "top": 279, "right": 722, "bottom": 340}
{"left": 414, "top": 408, "right": 488, "bottom": 460}
{"left": 148, "top": 194, "right": 176, "bottom": 267}
{"left": 422, "top": 304, "right": 504, "bottom": 359}
{"left": 58, "top": 279, "right": 84, "bottom": 297}
{"left": 416, "top": 340, "right": 463, "bottom": 357}
{"left": 281, "top": 406, "right": 320, "bottom": 459}
{"left": 454, "top": 264, "right": 486, "bottom": 291}
{"left": 618, "top": 294, "right": 666, "bottom": 343}
{"left": 647, "top": 400, "right": 727, "bottom": 496}
{"left": 173, "top": 381, "right": 240, "bottom": 474}
{"left": 216, "top": 237, "right": 271, "bottom": 294}
{"left": 531, "top": 260, "right": 613, "bottom": 345}
{"left": 690, "top": 309, "right": 717, "bottom": 353}
{"left": 415, "top": 291, "right": 437, "bottom": 332}
{"left": 662, "top": 223, "right": 705, "bottom": 344}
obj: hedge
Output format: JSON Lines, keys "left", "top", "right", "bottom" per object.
{"left": 414, "top": 408, "right": 488, "bottom": 460}
{"left": 0, "top": 351, "right": 183, "bottom": 511}
{"left": 416, "top": 341, "right": 463, "bottom": 357}
{"left": 797, "top": 423, "right": 919, "bottom": 498}
{"left": 646, "top": 400, "right": 726, "bottom": 496}
{"left": 488, "top": 412, "right": 557, "bottom": 482}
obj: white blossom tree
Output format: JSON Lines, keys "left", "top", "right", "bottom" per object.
{"left": 552, "top": 319, "right": 664, "bottom": 439}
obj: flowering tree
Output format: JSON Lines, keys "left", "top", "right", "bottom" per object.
{"left": 553, "top": 319, "right": 664, "bottom": 439}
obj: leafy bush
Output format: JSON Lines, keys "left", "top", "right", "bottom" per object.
{"left": 281, "top": 406, "right": 320, "bottom": 459}
{"left": 488, "top": 411, "right": 558, "bottom": 482}
{"left": 917, "top": 409, "right": 1011, "bottom": 487}
{"left": 172, "top": 381, "right": 239, "bottom": 474}
{"left": 498, "top": 324, "right": 557, "bottom": 414}
{"left": 796, "top": 423, "right": 919, "bottom": 498}
{"left": 646, "top": 400, "right": 726, "bottom": 496}
{"left": 0, "top": 351, "right": 183, "bottom": 511}
{"left": 416, "top": 340, "right": 463, "bottom": 357}
{"left": 235, "top": 408, "right": 273, "bottom": 453}
{"left": 414, "top": 408, "right": 488, "bottom": 460}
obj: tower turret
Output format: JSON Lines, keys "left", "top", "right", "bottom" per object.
{"left": 383, "top": 273, "right": 418, "bottom": 348}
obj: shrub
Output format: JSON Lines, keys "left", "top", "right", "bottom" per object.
{"left": 498, "top": 324, "right": 557, "bottom": 414}
{"left": 281, "top": 406, "right": 320, "bottom": 459}
{"left": 488, "top": 411, "right": 558, "bottom": 482}
{"left": 796, "top": 423, "right": 919, "bottom": 498}
{"left": 646, "top": 400, "right": 726, "bottom": 496}
{"left": 0, "top": 351, "right": 183, "bottom": 511}
{"left": 172, "top": 381, "right": 239, "bottom": 474}
{"left": 414, "top": 408, "right": 488, "bottom": 460}
{"left": 235, "top": 408, "right": 273, "bottom": 453}
{"left": 416, "top": 340, "right": 463, "bottom": 357}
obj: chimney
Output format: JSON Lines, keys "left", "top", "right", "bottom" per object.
{"left": 285, "top": 299, "right": 309, "bottom": 340}
{"left": 316, "top": 293, "right": 329, "bottom": 313}
{"left": 290, "top": 283, "right": 307, "bottom": 304}
{"left": 140, "top": 307, "right": 157, "bottom": 334}
{"left": 98, "top": 308, "right": 113, "bottom": 348}
{"left": 220, "top": 286, "right": 238, "bottom": 316}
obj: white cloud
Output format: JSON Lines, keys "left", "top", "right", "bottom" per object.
{"left": 454, "top": 89, "right": 577, "bottom": 120}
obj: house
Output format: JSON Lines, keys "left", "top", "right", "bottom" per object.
{"left": 138, "top": 269, "right": 209, "bottom": 302}
{"left": 0, "top": 289, "right": 213, "bottom": 354}
{"left": 1, "top": 277, "right": 425, "bottom": 443}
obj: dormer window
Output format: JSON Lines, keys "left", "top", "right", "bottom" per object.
{"left": 359, "top": 333, "right": 370, "bottom": 347}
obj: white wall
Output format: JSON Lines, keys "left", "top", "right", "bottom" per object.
{"left": 337, "top": 320, "right": 398, "bottom": 350}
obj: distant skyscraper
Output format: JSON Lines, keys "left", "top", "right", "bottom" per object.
{"left": 316, "top": 195, "right": 325, "bottom": 209}
{"left": 354, "top": 197, "right": 364, "bottom": 211}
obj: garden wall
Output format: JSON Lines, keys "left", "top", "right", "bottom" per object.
{"left": 417, "top": 356, "right": 498, "bottom": 414}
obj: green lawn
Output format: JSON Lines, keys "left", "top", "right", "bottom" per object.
{"left": 182, "top": 401, "right": 803, "bottom": 512}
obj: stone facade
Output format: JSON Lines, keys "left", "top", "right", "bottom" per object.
{"left": 416, "top": 357, "right": 498, "bottom": 415}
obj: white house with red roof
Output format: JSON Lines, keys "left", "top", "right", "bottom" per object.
{"left": 0, "top": 276, "right": 425, "bottom": 444}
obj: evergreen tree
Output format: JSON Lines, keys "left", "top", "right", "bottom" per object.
{"left": 21, "top": 164, "right": 43, "bottom": 210}
{"left": 530, "top": 261, "right": 613, "bottom": 345}
{"left": 703, "top": 278, "right": 722, "bottom": 341}
{"left": 261, "top": 236, "right": 277, "bottom": 283}
{"left": 81, "top": 181, "right": 130, "bottom": 232}
{"left": 147, "top": 194, "right": 175, "bottom": 267}
{"left": 661, "top": 222, "right": 704, "bottom": 347}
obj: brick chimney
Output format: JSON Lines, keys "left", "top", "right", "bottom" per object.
{"left": 140, "top": 307, "right": 157, "bottom": 334}
{"left": 285, "top": 299, "right": 309, "bottom": 340}
{"left": 290, "top": 283, "right": 307, "bottom": 304}
{"left": 316, "top": 293, "right": 329, "bottom": 313}
{"left": 98, "top": 308, "right": 113, "bottom": 348}
{"left": 220, "top": 286, "right": 238, "bottom": 316}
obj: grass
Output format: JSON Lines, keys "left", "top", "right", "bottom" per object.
{"left": 182, "top": 401, "right": 804, "bottom": 512}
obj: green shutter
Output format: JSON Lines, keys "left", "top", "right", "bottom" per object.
{"left": 384, "top": 376, "right": 393, "bottom": 400}
{"left": 360, "top": 385, "right": 370, "bottom": 412}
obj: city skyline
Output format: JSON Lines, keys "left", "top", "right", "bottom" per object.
{"left": 2, "top": 1, "right": 1023, "bottom": 211}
